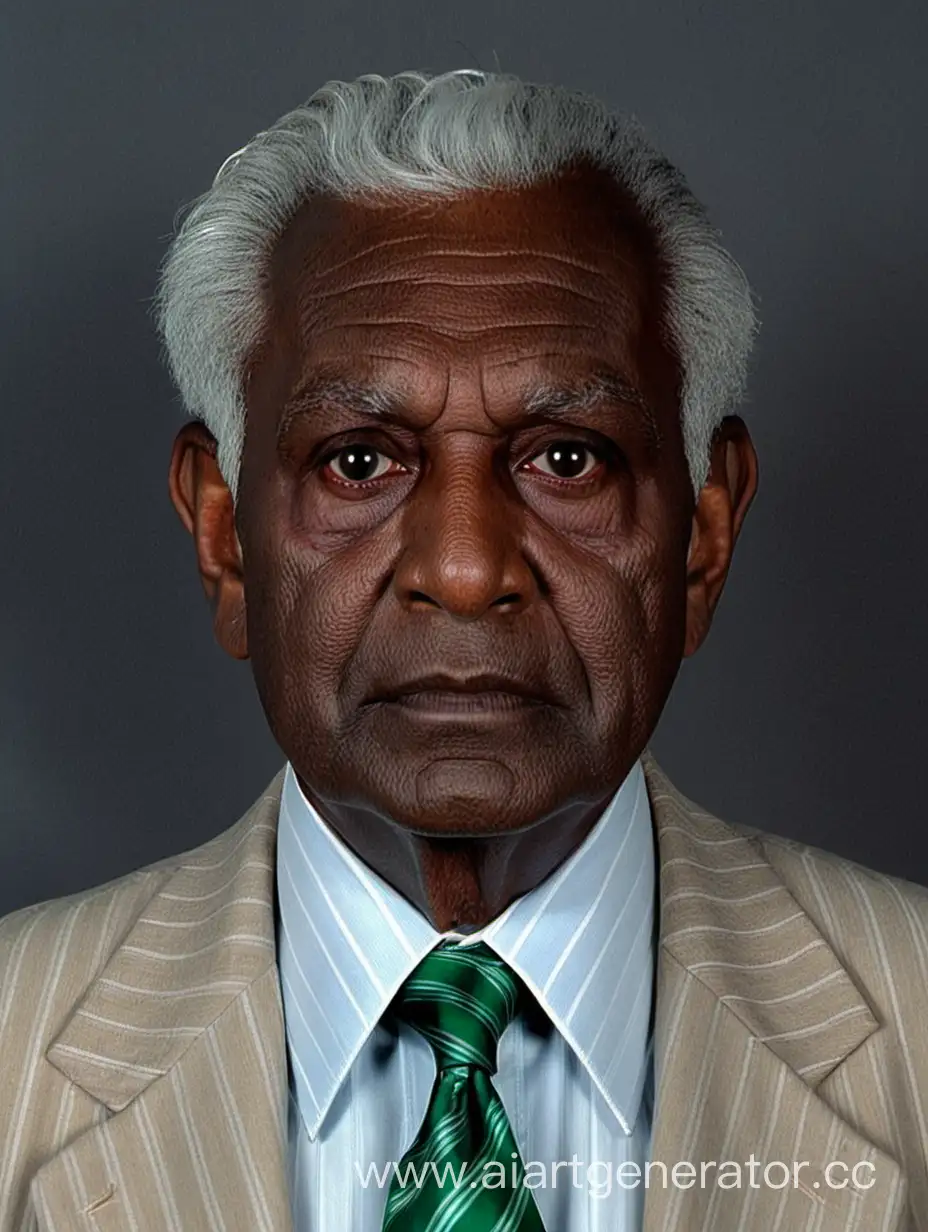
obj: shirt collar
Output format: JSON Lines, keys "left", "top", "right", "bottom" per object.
{"left": 275, "top": 759, "right": 655, "bottom": 1141}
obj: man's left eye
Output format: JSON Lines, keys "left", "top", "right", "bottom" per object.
{"left": 523, "top": 441, "right": 601, "bottom": 480}
{"left": 324, "top": 446, "right": 400, "bottom": 484}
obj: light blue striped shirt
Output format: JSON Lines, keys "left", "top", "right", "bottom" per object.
{"left": 276, "top": 758, "right": 655, "bottom": 1230}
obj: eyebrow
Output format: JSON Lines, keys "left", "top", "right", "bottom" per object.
{"left": 277, "top": 367, "right": 662, "bottom": 450}
{"left": 523, "top": 371, "right": 662, "bottom": 450}
{"left": 276, "top": 376, "right": 403, "bottom": 446}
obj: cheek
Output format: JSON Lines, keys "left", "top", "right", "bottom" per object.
{"left": 241, "top": 525, "right": 373, "bottom": 743}
{"left": 536, "top": 520, "right": 686, "bottom": 734}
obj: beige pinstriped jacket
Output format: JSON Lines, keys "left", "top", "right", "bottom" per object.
{"left": 2, "top": 749, "right": 927, "bottom": 1231}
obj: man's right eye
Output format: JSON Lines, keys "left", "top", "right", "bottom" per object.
{"left": 323, "top": 446, "right": 405, "bottom": 485}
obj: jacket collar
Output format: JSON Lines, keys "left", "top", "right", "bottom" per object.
{"left": 47, "top": 751, "right": 877, "bottom": 1108}
{"left": 39, "top": 751, "right": 904, "bottom": 1232}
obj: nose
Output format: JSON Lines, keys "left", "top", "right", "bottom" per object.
{"left": 393, "top": 442, "right": 537, "bottom": 620}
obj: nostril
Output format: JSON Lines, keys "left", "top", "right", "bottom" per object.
{"left": 491, "top": 593, "right": 522, "bottom": 610}
{"left": 409, "top": 590, "right": 441, "bottom": 608}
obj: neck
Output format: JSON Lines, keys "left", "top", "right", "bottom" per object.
{"left": 298, "top": 787, "right": 614, "bottom": 931}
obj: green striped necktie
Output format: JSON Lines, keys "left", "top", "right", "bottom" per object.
{"left": 382, "top": 941, "right": 546, "bottom": 1232}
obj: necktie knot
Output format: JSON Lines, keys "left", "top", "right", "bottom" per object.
{"left": 393, "top": 941, "right": 520, "bottom": 1074}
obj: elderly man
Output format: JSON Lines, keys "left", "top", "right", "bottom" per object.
{"left": 2, "top": 69, "right": 927, "bottom": 1232}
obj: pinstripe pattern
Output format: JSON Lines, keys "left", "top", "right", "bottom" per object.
{"left": 1, "top": 752, "right": 925, "bottom": 1230}
{"left": 278, "top": 757, "right": 653, "bottom": 1232}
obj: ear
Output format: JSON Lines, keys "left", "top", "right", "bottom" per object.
{"left": 168, "top": 422, "right": 249, "bottom": 661}
{"left": 683, "top": 415, "right": 759, "bottom": 658}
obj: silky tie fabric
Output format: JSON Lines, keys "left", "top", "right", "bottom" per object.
{"left": 382, "top": 941, "right": 546, "bottom": 1231}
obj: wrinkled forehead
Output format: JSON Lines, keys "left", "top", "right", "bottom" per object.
{"left": 267, "top": 164, "right": 662, "bottom": 323}
{"left": 246, "top": 167, "right": 678, "bottom": 437}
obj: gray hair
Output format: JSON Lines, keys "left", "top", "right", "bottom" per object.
{"left": 154, "top": 69, "right": 756, "bottom": 496}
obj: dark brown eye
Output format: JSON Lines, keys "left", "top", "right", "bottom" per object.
{"left": 526, "top": 441, "right": 599, "bottom": 480}
{"left": 325, "top": 446, "right": 396, "bottom": 483}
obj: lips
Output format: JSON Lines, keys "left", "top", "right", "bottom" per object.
{"left": 366, "top": 672, "right": 559, "bottom": 709}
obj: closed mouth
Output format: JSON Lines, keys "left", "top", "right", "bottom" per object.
{"left": 367, "top": 673, "right": 556, "bottom": 710}
{"left": 389, "top": 690, "right": 542, "bottom": 713}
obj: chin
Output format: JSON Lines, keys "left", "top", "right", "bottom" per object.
{"left": 378, "top": 756, "right": 556, "bottom": 838}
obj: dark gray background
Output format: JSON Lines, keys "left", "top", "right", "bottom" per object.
{"left": 3, "top": 0, "right": 926, "bottom": 917}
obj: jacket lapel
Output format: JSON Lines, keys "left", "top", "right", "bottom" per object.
{"left": 29, "top": 753, "right": 909, "bottom": 1231}
{"left": 640, "top": 750, "right": 907, "bottom": 1231}
{"left": 32, "top": 775, "right": 293, "bottom": 1232}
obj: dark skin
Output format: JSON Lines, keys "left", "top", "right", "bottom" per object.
{"left": 169, "top": 166, "right": 758, "bottom": 931}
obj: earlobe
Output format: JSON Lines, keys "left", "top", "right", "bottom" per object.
{"left": 682, "top": 518, "right": 713, "bottom": 658}
{"left": 168, "top": 423, "right": 249, "bottom": 661}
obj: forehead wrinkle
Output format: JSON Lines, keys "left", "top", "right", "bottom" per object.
{"left": 349, "top": 246, "right": 637, "bottom": 279}
{"left": 488, "top": 350, "right": 590, "bottom": 369}
{"left": 524, "top": 371, "right": 650, "bottom": 414}
{"left": 307, "top": 274, "right": 607, "bottom": 307}
{"left": 285, "top": 231, "right": 446, "bottom": 280}
{"left": 310, "top": 319, "right": 601, "bottom": 339}
{"left": 297, "top": 233, "right": 643, "bottom": 285}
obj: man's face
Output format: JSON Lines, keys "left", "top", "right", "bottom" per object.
{"left": 235, "top": 169, "right": 695, "bottom": 837}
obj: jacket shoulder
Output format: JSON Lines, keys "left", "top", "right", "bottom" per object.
{"left": 0, "top": 777, "right": 282, "bottom": 1232}
{"left": 0, "top": 765, "right": 286, "bottom": 973}
{"left": 647, "top": 750, "right": 928, "bottom": 1017}
{"left": 0, "top": 857, "right": 181, "bottom": 1060}
{"left": 743, "top": 823, "right": 928, "bottom": 930}
{"left": 0, "top": 800, "right": 268, "bottom": 1045}
{"left": 735, "top": 822, "right": 928, "bottom": 1015}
